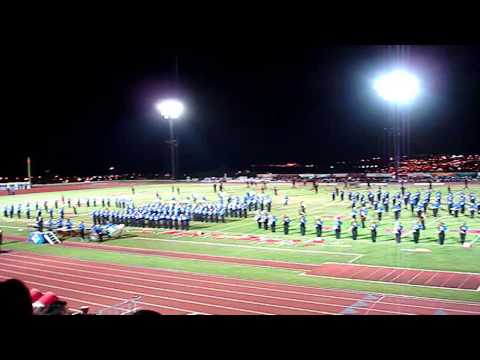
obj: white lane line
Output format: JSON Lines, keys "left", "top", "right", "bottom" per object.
{"left": 364, "top": 295, "right": 386, "bottom": 316}
{"left": 0, "top": 273, "right": 193, "bottom": 314}
{"left": 3, "top": 258, "right": 420, "bottom": 315}
{"left": 0, "top": 274, "right": 113, "bottom": 312}
{"left": 0, "top": 267, "right": 264, "bottom": 315}
{"left": 7, "top": 251, "right": 480, "bottom": 308}
{"left": 3, "top": 253, "right": 479, "bottom": 314}
{"left": 0, "top": 262, "right": 334, "bottom": 315}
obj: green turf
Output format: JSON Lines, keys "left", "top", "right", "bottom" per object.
{"left": 1, "top": 182, "right": 479, "bottom": 302}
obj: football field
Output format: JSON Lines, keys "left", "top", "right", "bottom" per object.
{"left": 1, "top": 181, "right": 479, "bottom": 314}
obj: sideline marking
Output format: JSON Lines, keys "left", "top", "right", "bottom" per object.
{"left": 133, "top": 237, "right": 362, "bottom": 257}
{"left": 471, "top": 235, "right": 480, "bottom": 246}
{"left": 348, "top": 254, "right": 365, "bottom": 264}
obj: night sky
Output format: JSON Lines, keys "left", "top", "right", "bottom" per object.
{"left": 4, "top": 46, "right": 479, "bottom": 177}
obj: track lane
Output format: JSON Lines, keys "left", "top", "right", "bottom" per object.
{"left": 1, "top": 251, "right": 479, "bottom": 315}
{"left": 2, "top": 256, "right": 479, "bottom": 315}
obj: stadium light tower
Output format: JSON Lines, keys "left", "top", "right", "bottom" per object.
{"left": 156, "top": 99, "right": 185, "bottom": 180}
{"left": 373, "top": 68, "right": 420, "bottom": 179}
{"left": 374, "top": 70, "right": 420, "bottom": 105}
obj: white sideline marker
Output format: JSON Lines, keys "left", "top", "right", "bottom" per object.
{"left": 348, "top": 254, "right": 365, "bottom": 264}
{"left": 471, "top": 235, "right": 480, "bottom": 246}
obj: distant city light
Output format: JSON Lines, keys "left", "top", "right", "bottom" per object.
{"left": 374, "top": 69, "right": 420, "bottom": 104}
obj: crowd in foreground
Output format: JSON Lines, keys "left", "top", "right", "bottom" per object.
{"left": 0, "top": 278, "right": 161, "bottom": 317}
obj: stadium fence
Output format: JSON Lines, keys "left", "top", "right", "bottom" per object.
{"left": 94, "top": 295, "right": 142, "bottom": 315}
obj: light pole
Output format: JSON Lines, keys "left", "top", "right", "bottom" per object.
{"left": 156, "top": 99, "right": 185, "bottom": 181}
{"left": 373, "top": 69, "right": 420, "bottom": 179}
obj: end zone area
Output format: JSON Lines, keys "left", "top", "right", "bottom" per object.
{"left": 306, "top": 263, "right": 480, "bottom": 291}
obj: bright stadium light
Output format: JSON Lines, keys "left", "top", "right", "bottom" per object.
{"left": 155, "top": 99, "right": 184, "bottom": 120}
{"left": 373, "top": 69, "right": 420, "bottom": 105}
{"left": 155, "top": 98, "right": 185, "bottom": 181}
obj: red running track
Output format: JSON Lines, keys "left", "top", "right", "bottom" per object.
{"left": 1, "top": 251, "right": 479, "bottom": 315}
{"left": 0, "top": 182, "right": 129, "bottom": 197}
{"left": 60, "top": 241, "right": 480, "bottom": 291}
{"left": 307, "top": 263, "right": 480, "bottom": 291}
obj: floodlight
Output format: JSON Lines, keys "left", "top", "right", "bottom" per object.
{"left": 373, "top": 70, "right": 420, "bottom": 104}
{"left": 155, "top": 99, "right": 184, "bottom": 119}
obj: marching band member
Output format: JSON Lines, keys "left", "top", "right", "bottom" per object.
{"left": 370, "top": 222, "right": 378, "bottom": 243}
{"left": 438, "top": 222, "right": 448, "bottom": 245}
{"left": 459, "top": 223, "right": 468, "bottom": 244}
{"left": 315, "top": 218, "right": 323, "bottom": 237}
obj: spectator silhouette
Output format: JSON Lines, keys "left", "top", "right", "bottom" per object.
{"left": 132, "top": 309, "right": 162, "bottom": 316}
{"left": 0, "top": 279, "right": 33, "bottom": 318}
{"left": 42, "top": 300, "right": 68, "bottom": 315}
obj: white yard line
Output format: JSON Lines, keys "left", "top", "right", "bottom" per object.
{"left": 348, "top": 254, "right": 365, "bottom": 264}
{"left": 471, "top": 235, "right": 480, "bottom": 246}
{"left": 133, "top": 236, "right": 362, "bottom": 257}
